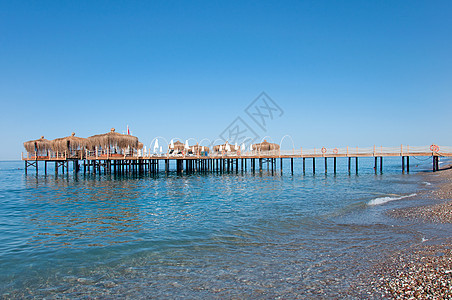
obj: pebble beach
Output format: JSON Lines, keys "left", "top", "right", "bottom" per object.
{"left": 354, "top": 166, "right": 452, "bottom": 298}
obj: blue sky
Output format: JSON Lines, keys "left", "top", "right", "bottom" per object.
{"left": 1, "top": 1, "right": 451, "bottom": 159}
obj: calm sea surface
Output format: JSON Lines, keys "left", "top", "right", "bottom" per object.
{"left": 0, "top": 158, "right": 449, "bottom": 298}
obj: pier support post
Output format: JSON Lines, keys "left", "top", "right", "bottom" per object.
{"left": 334, "top": 157, "right": 336, "bottom": 174}
{"left": 433, "top": 156, "right": 439, "bottom": 172}
{"left": 402, "top": 156, "right": 405, "bottom": 173}
{"left": 374, "top": 157, "right": 377, "bottom": 173}
{"left": 355, "top": 157, "right": 358, "bottom": 174}
{"left": 313, "top": 158, "right": 315, "bottom": 174}
{"left": 380, "top": 157, "right": 383, "bottom": 173}
{"left": 303, "top": 158, "right": 305, "bottom": 174}
{"left": 324, "top": 157, "right": 327, "bottom": 174}
{"left": 348, "top": 157, "right": 351, "bottom": 173}
{"left": 291, "top": 158, "right": 293, "bottom": 174}
{"left": 279, "top": 158, "right": 282, "bottom": 174}
{"left": 407, "top": 156, "right": 410, "bottom": 173}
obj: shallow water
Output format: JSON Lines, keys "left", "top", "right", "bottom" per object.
{"left": 0, "top": 158, "right": 446, "bottom": 298}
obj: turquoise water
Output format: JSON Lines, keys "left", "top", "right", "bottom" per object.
{"left": 0, "top": 158, "right": 445, "bottom": 298}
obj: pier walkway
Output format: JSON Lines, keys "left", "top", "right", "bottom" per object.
{"left": 22, "top": 145, "right": 452, "bottom": 175}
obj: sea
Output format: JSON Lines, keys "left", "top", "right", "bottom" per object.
{"left": 0, "top": 157, "right": 450, "bottom": 298}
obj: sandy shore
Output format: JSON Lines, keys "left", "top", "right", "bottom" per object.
{"left": 353, "top": 167, "right": 452, "bottom": 298}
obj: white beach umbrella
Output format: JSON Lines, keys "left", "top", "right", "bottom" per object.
{"left": 144, "top": 146, "right": 147, "bottom": 156}
{"left": 185, "top": 140, "right": 189, "bottom": 149}
{"left": 191, "top": 146, "right": 194, "bottom": 152}
{"left": 235, "top": 142, "right": 238, "bottom": 150}
{"left": 160, "top": 146, "right": 162, "bottom": 153}
{"left": 241, "top": 143, "right": 245, "bottom": 151}
{"left": 154, "top": 139, "right": 159, "bottom": 152}
{"left": 201, "top": 146, "right": 204, "bottom": 152}
{"left": 250, "top": 144, "right": 253, "bottom": 151}
{"left": 219, "top": 145, "right": 223, "bottom": 151}
{"left": 170, "top": 139, "right": 174, "bottom": 149}
{"left": 226, "top": 144, "right": 231, "bottom": 152}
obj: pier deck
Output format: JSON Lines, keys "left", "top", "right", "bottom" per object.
{"left": 22, "top": 145, "right": 452, "bottom": 175}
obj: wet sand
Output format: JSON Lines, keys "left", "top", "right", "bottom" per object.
{"left": 352, "top": 166, "right": 452, "bottom": 298}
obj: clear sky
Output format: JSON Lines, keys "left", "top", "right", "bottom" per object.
{"left": 1, "top": 1, "right": 451, "bottom": 160}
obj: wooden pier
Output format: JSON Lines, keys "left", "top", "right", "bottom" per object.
{"left": 22, "top": 145, "right": 452, "bottom": 175}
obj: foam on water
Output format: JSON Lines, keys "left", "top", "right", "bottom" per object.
{"left": 368, "top": 193, "right": 417, "bottom": 206}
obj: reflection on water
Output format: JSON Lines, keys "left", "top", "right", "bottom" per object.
{"left": 0, "top": 159, "right": 443, "bottom": 298}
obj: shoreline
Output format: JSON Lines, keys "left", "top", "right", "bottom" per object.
{"left": 354, "top": 166, "right": 452, "bottom": 298}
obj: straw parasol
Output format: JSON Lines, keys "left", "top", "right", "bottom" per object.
{"left": 87, "top": 128, "right": 139, "bottom": 150}
{"left": 52, "top": 132, "right": 88, "bottom": 152}
{"left": 169, "top": 140, "right": 185, "bottom": 151}
{"left": 23, "top": 136, "right": 52, "bottom": 153}
{"left": 252, "top": 140, "right": 280, "bottom": 151}
{"left": 213, "top": 142, "right": 237, "bottom": 152}
{"left": 189, "top": 144, "right": 210, "bottom": 154}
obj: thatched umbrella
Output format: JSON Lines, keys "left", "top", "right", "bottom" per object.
{"left": 52, "top": 132, "right": 88, "bottom": 153}
{"left": 168, "top": 140, "right": 185, "bottom": 151}
{"left": 213, "top": 142, "right": 237, "bottom": 152}
{"left": 189, "top": 144, "right": 210, "bottom": 154}
{"left": 252, "top": 140, "right": 280, "bottom": 151}
{"left": 23, "top": 136, "right": 52, "bottom": 154}
{"left": 87, "top": 128, "right": 139, "bottom": 150}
